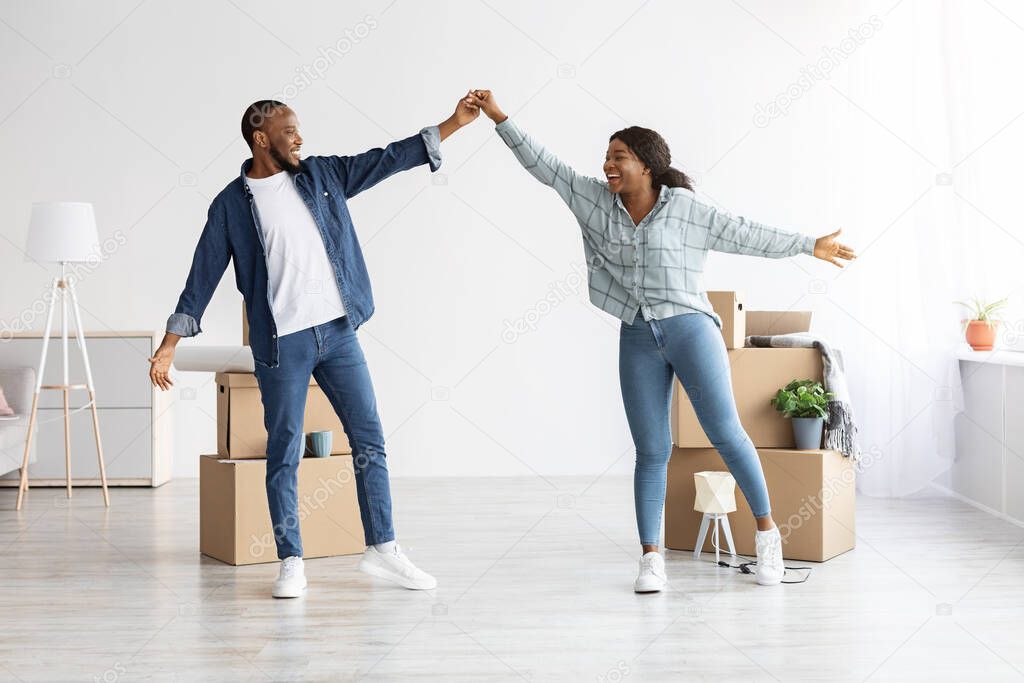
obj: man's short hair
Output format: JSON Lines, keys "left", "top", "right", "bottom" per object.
{"left": 241, "top": 100, "right": 287, "bottom": 150}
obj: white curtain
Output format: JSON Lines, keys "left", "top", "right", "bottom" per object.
{"left": 839, "top": 0, "right": 1024, "bottom": 496}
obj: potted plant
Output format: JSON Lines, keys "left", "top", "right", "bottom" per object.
{"left": 954, "top": 296, "right": 1008, "bottom": 351}
{"left": 770, "top": 379, "right": 834, "bottom": 450}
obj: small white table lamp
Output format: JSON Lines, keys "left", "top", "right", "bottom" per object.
{"left": 17, "top": 202, "right": 109, "bottom": 509}
{"left": 693, "top": 471, "right": 737, "bottom": 564}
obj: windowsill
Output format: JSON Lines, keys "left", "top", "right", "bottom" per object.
{"left": 956, "top": 344, "right": 1024, "bottom": 367}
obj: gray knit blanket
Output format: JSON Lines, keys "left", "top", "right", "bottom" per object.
{"left": 745, "top": 332, "right": 861, "bottom": 461}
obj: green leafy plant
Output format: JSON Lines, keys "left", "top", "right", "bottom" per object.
{"left": 770, "top": 379, "right": 834, "bottom": 419}
{"left": 953, "top": 296, "right": 1008, "bottom": 327}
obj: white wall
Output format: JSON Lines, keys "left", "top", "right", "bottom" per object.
{"left": 1, "top": 0, "right": 1021, "bottom": 484}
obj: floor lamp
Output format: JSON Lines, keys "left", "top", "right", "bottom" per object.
{"left": 16, "top": 202, "right": 109, "bottom": 510}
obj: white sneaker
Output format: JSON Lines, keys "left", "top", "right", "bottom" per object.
{"left": 634, "top": 551, "right": 667, "bottom": 593}
{"left": 272, "top": 556, "right": 307, "bottom": 598}
{"left": 755, "top": 527, "right": 785, "bottom": 586}
{"left": 359, "top": 543, "right": 437, "bottom": 590}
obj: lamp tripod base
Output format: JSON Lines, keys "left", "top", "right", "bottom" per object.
{"left": 693, "top": 512, "right": 737, "bottom": 564}
{"left": 16, "top": 272, "right": 109, "bottom": 510}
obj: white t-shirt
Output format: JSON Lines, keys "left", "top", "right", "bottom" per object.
{"left": 245, "top": 171, "right": 347, "bottom": 337}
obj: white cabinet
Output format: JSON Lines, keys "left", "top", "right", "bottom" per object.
{"left": 0, "top": 331, "right": 172, "bottom": 486}
{"left": 944, "top": 350, "right": 1024, "bottom": 524}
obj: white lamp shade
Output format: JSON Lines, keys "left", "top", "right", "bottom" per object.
{"left": 693, "top": 471, "right": 737, "bottom": 514}
{"left": 25, "top": 202, "right": 99, "bottom": 263}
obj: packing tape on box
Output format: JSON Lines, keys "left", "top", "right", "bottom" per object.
{"left": 174, "top": 346, "right": 255, "bottom": 373}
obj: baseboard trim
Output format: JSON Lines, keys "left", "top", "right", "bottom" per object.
{"left": 929, "top": 481, "right": 1024, "bottom": 529}
{"left": 0, "top": 478, "right": 154, "bottom": 487}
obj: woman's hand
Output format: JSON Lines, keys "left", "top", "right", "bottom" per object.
{"left": 466, "top": 90, "right": 508, "bottom": 124}
{"left": 813, "top": 228, "right": 857, "bottom": 268}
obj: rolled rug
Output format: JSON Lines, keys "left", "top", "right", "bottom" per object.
{"left": 173, "top": 346, "right": 255, "bottom": 373}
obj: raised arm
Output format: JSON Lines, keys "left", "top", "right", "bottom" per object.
{"left": 328, "top": 93, "right": 480, "bottom": 199}
{"left": 467, "top": 90, "right": 605, "bottom": 217}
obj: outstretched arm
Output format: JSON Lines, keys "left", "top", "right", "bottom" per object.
{"left": 330, "top": 92, "right": 480, "bottom": 199}
{"left": 705, "top": 202, "right": 817, "bottom": 259}
{"left": 467, "top": 90, "right": 605, "bottom": 217}
{"left": 705, "top": 200, "right": 857, "bottom": 267}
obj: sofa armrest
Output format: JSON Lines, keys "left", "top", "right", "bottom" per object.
{"left": 0, "top": 367, "right": 36, "bottom": 416}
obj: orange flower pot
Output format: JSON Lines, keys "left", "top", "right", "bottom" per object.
{"left": 964, "top": 319, "right": 999, "bottom": 351}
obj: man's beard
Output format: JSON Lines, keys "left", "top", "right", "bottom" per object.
{"left": 269, "top": 145, "right": 301, "bottom": 174}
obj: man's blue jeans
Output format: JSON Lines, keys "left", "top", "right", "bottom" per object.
{"left": 254, "top": 315, "right": 393, "bottom": 558}
{"left": 619, "top": 311, "right": 772, "bottom": 546}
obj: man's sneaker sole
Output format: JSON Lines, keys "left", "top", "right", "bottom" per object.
{"left": 633, "top": 577, "right": 666, "bottom": 593}
{"left": 272, "top": 577, "right": 307, "bottom": 598}
{"left": 359, "top": 558, "right": 437, "bottom": 590}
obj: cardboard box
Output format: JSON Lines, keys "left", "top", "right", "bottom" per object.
{"left": 665, "top": 446, "right": 855, "bottom": 562}
{"left": 216, "top": 372, "right": 351, "bottom": 459}
{"left": 707, "top": 291, "right": 745, "bottom": 349}
{"left": 671, "top": 348, "right": 823, "bottom": 448}
{"left": 200, "top": 454, "right": 365, "bottom": 565}
{"left": 745, "top": 310, "right": 813, "bottom": 338}
{"left": 242, "top": 303, "right": 249, "bottom": 347}
{"left": 671, "top": 308, "right": 818, "bottom": 448}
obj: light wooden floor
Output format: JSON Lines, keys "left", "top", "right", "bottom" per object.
{"left": 2, "top": 476, "right": 1023, "bottom": 682}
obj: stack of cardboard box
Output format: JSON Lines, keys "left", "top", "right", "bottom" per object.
{"left": 664, "top": 292, "right": 856, "bottom": 562}
{"left": 199, "top": 307, "right": 365, "bottom": 565}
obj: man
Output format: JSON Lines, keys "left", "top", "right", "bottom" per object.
{"left": 149, "top": 94, "right": 479, "bottom": 598}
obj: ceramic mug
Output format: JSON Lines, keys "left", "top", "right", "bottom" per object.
{"left": 304, "top": 430, "right": 333, "bottom": 458}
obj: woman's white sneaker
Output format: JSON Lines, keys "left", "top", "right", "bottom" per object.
{"left": 634, "top": 551, "right": 667, "bottom": 593}
{"left": 272, "top": 556, "right": 307, "bottom": 598}
{"left": 754, "top": 527, "right": 785, "bottom": 586}
{"left": 359, "top": 543, "right": 437, "bottom": 590}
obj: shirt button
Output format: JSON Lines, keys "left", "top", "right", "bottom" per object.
{"left": 272, "top": 334, "right": 277, "bottom": 338}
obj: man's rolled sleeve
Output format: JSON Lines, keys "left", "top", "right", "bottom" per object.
{"left": 420, "top": 125, "right": 442, "bottom": 172}
{"left": 166, "top": 312, "right": 200, "bottom": 337}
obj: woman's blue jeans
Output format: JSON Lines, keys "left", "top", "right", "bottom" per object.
{"left": 619, "top": 311, "right": 771, "bottom": 546}
{"left": 254, "top": 315, "right": 394, "bottom": 559}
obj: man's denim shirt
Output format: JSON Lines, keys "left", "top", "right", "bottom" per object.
{"left": 167, "top": 127, "right": 442, "bottom": 368}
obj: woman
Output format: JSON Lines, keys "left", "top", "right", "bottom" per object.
{"left": 466, "top": 90, "right": 856, "bottom": 591}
